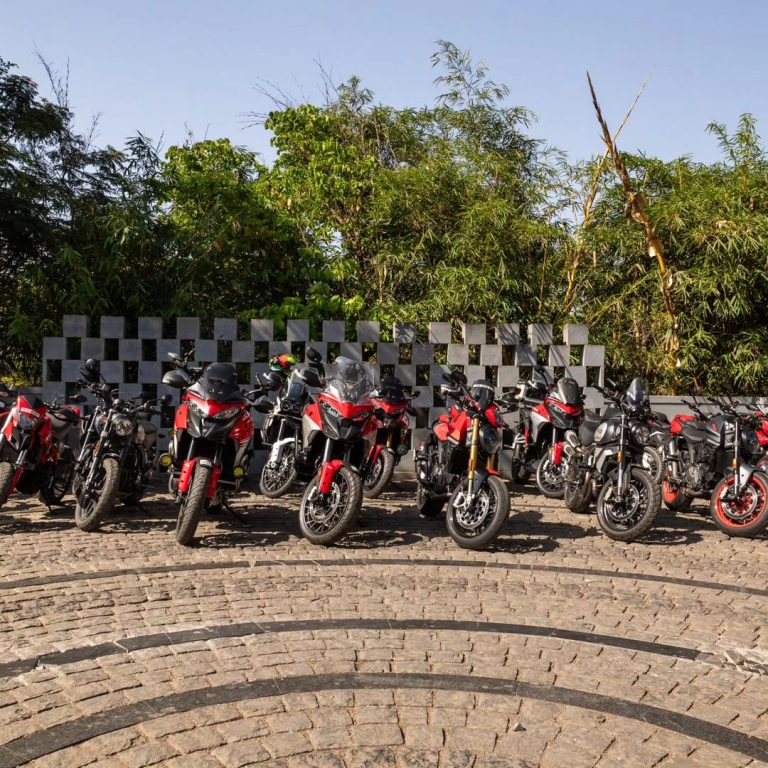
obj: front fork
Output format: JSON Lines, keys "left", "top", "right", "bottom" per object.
{"left": 466, "top": 418, "right": 481, "bottom": 501}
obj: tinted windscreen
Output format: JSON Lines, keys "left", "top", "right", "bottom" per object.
{"left": 625, "top": 378, "right": 648, "bottom": 409}
{"left": 555, "top": 378, "right": 581, "bottom": 405}
{"left": 470, "top": 380, "right": 495, "bottom": 409}
{"left": 324, "top": 357, "right": 376, "bottom": 403}
{"left": 190, "top": 363, "right": 243, "bottom": 403}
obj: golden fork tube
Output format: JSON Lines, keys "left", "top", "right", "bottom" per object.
{"left": 468, "top": 418, "right": 480, "bottom": 483}
{"left": 487, "top": 453, "right": 497, "bottom": 472}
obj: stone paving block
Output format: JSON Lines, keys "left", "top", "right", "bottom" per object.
{"left": 480, "top": 345, "right": 502, "bottom": 366}
{"left": 194, "top": 340, "right": 217, "bottom": 361}
{"left": 428, "top": 322, "right": 452, "bottom": 344}
{"left": 412, "top": 344, "right": 434, "bottom": 365}
{"left": 340, "top": 343, "right": 363, "bottom": 361}
{"left": 288, "top": 319, "right": 310, "bottom": 342}
{"left": 496, "top": 323, "right": 520, "bottom": 344}
{"left": 119, "top": 339, "right": 142, "bottom": 360}
{"left": 395, "top": 365, "right": 417, "bottom": 386}
{"left": 528, "top": 323, "right": 553, "bottom": 345}
{"left": 447, "top": 345, "right": 469, "bottom": 366}
{"left": 43, "top": 337, "right": 66, "bottom": 360}
{"left": 157, "top": 339, "right": 180, "bottom": 359}
{"left": 377, "top": 343, "right": 399, "bottom": 365}
{"left": 251, "top": 319, "right": 274, "bottom": 341}
{"left": 323, "top": 321, "right": 346, "bottom": 342}
{"left": 394, "top": 323, "right": 418, "bottom": 343}
{"left": 548, "top": 345, "right": 569, "bottom": 367}
{"left": 462, "top": 323, "right": 486, "bottom": 344}
{"left": 563, "top": 323, "right": 589, "bottom": 345}
{"left": 214, "top": 318, "right": 238, "bottom": 340}
{"left": 232, "top": 341, "right": 254, "bottom": 363}
{"left": 81, "top": 338, "right": 105, "bottom": 360}
{"left": 177, "top": 317, "right": 200, "bottom": 339}
{"left": 515, "top": 345, "right": 537, "bottom": 366}
{"left": 63, "top": 314, "right": 90, "bottom": 337}
{"left": 497, "top": 365, "right": 520, "bottom": 387}
{"left": 138, "top": 317, "right": 163, "bottom": 339}
{"left": 357, "top": 321, "right": 381, "bottom": 342}
{"left": 584, "top": 344, "right": 605, "bottom": 366}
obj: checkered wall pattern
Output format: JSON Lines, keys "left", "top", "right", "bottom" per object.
{"left": 42, "top": 316, "right": 606, "bottom": 449}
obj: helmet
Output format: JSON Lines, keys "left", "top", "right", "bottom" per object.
{"left": 269, "top": 353, "right": 297, "bottom": 376}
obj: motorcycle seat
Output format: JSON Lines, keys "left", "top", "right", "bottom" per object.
{"left": 681, "top": 421, "right": 708, "bottom": 444}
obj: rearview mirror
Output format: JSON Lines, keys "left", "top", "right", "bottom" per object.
{"left": 79, "top": 358, "right": 102, "bottom": 383}
{"left": 162, "top": 369, "right": 191, "bottom": 389}
{"left": 161, "top": 393, "right": 174, "bottom": 406}
{"left": 299, "top": 368, "right": 322, "bottom": 388}
{"left": 71, "top": 394, "right": 88, "bottom": 404}
{"left": 306, "top": 347, "right": 323, "bottom": 364}
{"left": 167, "top": 352, "right": 182, "bottom": 363}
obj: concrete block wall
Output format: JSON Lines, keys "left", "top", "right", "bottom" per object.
{"left": 41, "top": 317, "right": 606, "bottom": 453}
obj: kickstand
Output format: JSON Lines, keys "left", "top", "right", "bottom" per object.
{"left": 223, "top": 498, "right": 249, "bottom": 525}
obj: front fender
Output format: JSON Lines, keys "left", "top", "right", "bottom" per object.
{"left": 318, "top": 459, "right": 345, "bottom": 494}
{"left": 594, "top": 445, "right": 620, "bottom": 476}
{"left": 738, "top": 462, "right": 756, "bottom": 488}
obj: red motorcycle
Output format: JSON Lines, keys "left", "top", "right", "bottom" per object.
{"left": 363, "top": 375, "right": 417, "bottom": 499}
{"left": 531, "top": 376, "right": 585, "bottom": 499}
{"left": 161, "top": 355, "right": 267, "bottom": 545}
{"left": 415, "top": 371, "right": 510, "bottom": 549}
{"left": 0, "top": 380, "right": 83, "bottom": 509}
{"left": 294, "top": 357, "right": 379, "bottom": 545}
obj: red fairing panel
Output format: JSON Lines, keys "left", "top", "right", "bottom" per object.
{"left": 207, "top": 465, "right": 222, "bottom": 498}
{"left": 671, "top": 414, "right": 695, "bottom": 435}
{"left": 229, "top": 412, "right": 254, "bottom": 444}
{"left": 318, "top": 392, "right": 373, "bottom": 419}
{"left": 448, "top": 410, "right": 470, "bottom": 443}
{"left": 175, "top": 403, "right": 189, "bottom": 430}
{"left": 318, "top": 459, "right": 345, "bottom": 494}
{"left": 303, "top": 403, "right": 322, "bottom": 430}
{"left": 178, "top": 458, "right": 195, "bottom": 493}
{"left": 547, "top": 398, "right": 582, "bottom": 415}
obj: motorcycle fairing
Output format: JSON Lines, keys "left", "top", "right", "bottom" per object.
{"left": 318, "top": 459, "right": 345, "bottom": 494}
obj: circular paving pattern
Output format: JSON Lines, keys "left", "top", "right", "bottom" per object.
{"left": 2, "top": 477, "right": 768, "bottom": 767}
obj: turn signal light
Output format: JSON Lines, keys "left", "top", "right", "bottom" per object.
{"left": 158, "top": 453, "right": 173, "bottom": 468}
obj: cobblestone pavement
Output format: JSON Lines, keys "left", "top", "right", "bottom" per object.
{"left": 1, "top": 477, "right": 768, "bottom": 767}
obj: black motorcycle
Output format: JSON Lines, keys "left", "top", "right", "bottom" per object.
{"left": 73, "top": 359, "right": 167, "bottom": 532}
{"left": 561, "top": 378, "right": 660, "bottom": 541}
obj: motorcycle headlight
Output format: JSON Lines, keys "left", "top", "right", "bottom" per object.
{"left": 630, "top": 423, "right": 650, "bottom": 446}
{"left": 17, "top": 409, "right": 40, "bottom": 430}
{"left": 745, "top": 430, "right": 759, "bottom": 451}
{"left": 112, "top": 416, "right": 133, "bottom": 437}
{"left": 280, "top": 400, "right": 293, "bottom": 413}
{"left": 479, "top": 424, "right": 502, "bottom": 455}
{"left": 188, "top": 400, "right": 206, "bottom": 419}
{"left": 211, "top": 406, "right": 241, "bottom": 421}
{"left": 323, "top": 402, "right": 342, "bottom": 420}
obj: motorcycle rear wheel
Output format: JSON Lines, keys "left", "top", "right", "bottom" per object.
{"left": 536, "top": 456, "right": 565, "bottom": 499}
{"left": 0, "top": 461, "right": 14, "bottom": 508}
{"left": 563, "top": 473, "right": 592, "bottom": 514}
{"left": 300, "top": 465, "right": 362, "bottom": 546}
{"left": 596, "top": 468, "right": 659, "bottom": 542}
{"left": 446, "top": 475, "right": 509, "bottom": 550}
{"left": 259, "top": 445, "right": 297, "bottom": 498}
{"left": 75, "top": 457, "right": 120, "bottom": 532}
{"left": 175, "top": 463, "right": 210, "bottom": 546}
{"left": 710, "top": 473, "right": 768, "bottom": 537}
{"left": 363, "top": 449, "right": 395, "bottom": 499}
{"left": 39, "top": 451, "right": 75, "bottom": 506}
{"left": 662, "top": 471, "right": 693, "bottom": 512}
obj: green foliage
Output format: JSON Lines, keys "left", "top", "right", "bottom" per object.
{"left": 3, "top": 48, "right": 768, "bottom": 394}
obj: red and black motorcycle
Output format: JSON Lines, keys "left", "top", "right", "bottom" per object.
{"left": 363, "top": 375, "right": 417, "bottom": 499}
{"left": 0, "top": 378, "right": 83, "bottom": 509}
{"left": 415, "top": 371, "right": 510, "bottom": 550}
{"left": 293, "top": 357, "right": 380, "bottom": 545}
{"left": 530, "top": 376, "right": 585, "bottom": 499}
{"left": 161, "top": 354, "right": 269, "bottom": 545}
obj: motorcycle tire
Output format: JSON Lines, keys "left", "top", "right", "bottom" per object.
{"left": 535, "top": 456, "right": 565, "bottom": 499}
{"left": 74, "top": 457, "right": 120, "bottom": 532}
{"left": 416, "top": 483, "right": 446, "bottom": 518}
{"left": 641, "top": 446, "right": 663, "bottom": 484}
{"left": 175, "top": 463, "right": 210, "bottom": 546}
{"left": 446, "top": 474, "right": 510, "bottom": 550}
{"left": 259, "top": 445, "right": 298, "bottom": 498}
{"left": 0, "top": 461, "right": 15, "bottom": 508}
{"left": 299, "top": 465, "right": 362, "bottom": 546}
{"left": 564, "top": 475, "right": 592, "bottom": 514}
{"left": 596, "top": 468, "right": 660, "bottom": 542}
{"left": 710, "top": 472, "right": 768, "bottom": 537}
{"left": 363, "top": 449, "right": 395, "bottom": 499}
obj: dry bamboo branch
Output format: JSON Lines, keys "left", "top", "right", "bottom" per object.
{"left": 586, "top": 71, "right": 679, "bottom": 363}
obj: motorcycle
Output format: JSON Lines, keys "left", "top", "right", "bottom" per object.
{"left": 415, "top": 371, "right": 510, "bottom": 550}
{"left": 73, "top": 359, "right": 167, "bottom": 531}
{"left": 293, "top": 356, "right": 380, "bottom": 545}
{"left": 258, "top": 350, "right": 322, "bottom": 498}
{"left": 706, "top": 397, "right": 768, "bottom": 537}
{"left": 661, "top": 390, "right": 766, "bottom": 515}
{"left": 161, "top": 353, "right": 268, "bottom": 545}
{"left": 505, "top": 366, "right": 553, "bottom": 484}
{"left": 562, "top": 378, "right": 660, "bottom": 541}
{"left": 532, "top": 376, "right": 585, "bottom": 499}
{"left": 0, "top": 376, "right": 83, "bottom": 510}
{"left": 363, "top": 375, "right": 417, "bottom": 499}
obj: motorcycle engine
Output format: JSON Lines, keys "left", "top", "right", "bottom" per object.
{"left": 684, "top": 463, "right": 706, "bottom": 491}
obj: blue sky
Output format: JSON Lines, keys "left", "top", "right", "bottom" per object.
{"left": 3, "top": 0, "right": 766, "bottom": 164}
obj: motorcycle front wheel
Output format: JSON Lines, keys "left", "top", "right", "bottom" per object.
{"left": 563, "top": 468, "right": 592, "bottom": 514}
{"left": 299, "top": 465, "right": 362, "bottom": 545}
{"left": 596, "top": 468, "right": 659, "bottom": 542}
{"left": 535, "top": 456, "right": 565, "bottom": 499}
{"left": 446, "top": 475, "right": 510, "bottom": 550}
{"left": 0, "top": 461, "right": 15, "bottom": 508}
{"left": 175, "top": 463, "right": 211, "bottom": 546}
{"left": 710, "top": 473, "right": 768, "bottom": 537}
{"left": 259, "top": 444, "right": 297, "bottom": 498}
{"left": 363, "top": 449, "right": 395, "bottom": 499}
{"left": 416, "top": 483, "right": 446, "bottom": 518}
{"left": 75, "top": 457, "right": 120, "bottom": 532}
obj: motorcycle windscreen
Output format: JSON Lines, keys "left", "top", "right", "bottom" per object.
{"left": 323, "top": 357, "right": 376, "bottom": 403}
{"left": 624, "top": 378, "right": 648, "bottom": 410}
{"left": 188, "top": 362, "right": 244, "bottom": 403}
{"left": 554, "top": 378, "right": 581, "bottom": 405}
